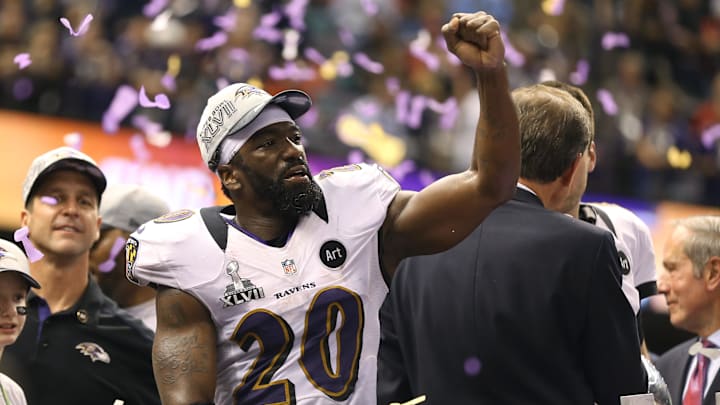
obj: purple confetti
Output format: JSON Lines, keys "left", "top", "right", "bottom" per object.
{"left": 501, "top": 31, "right": 525, "bottom": 67}
{"left": 40, "top": 196, "right": 58, "bottom": 205}
{"left": 13, "top": 227, "right": 43, "bottom": 263}
{"left": 59, "top": 14, "right": 93, "bottom": 37}
{"left": 213, "top": 9, "right": 237, "bottom": 32}
{"left": 395, "top": 90, "right": 410, "bottom": 125}
{"left": 138, "top": 85, "right": 171, "bottom": 110}
{"left": 228, "top": 48, "right": 249, "bottom": 62}
{"left": 410, "top": 45, "right": 440, "bottom": 72}
{"left": 347, "top": 149, "right": 364, "bottom": 164}
{"left": 353, "top": 52, "right": 384, "bottom": 74}
{"left": 596, "top": 88, "right": 618, "bottom": 115}
{"left": 268, "top": 62, "right": 316, "bottom": 81}
{"left": 336, "top": 61, "right": 354, "bottom": 77}
{"left": 98, "top": 237, "right": 127, "bottom": 273}
{"left": 569, "top": 59, "right": 590, "bottom": 85}
{"left": 361, "top": 0, "right": 379, "bottom": 15}
{"left": 701, "top": 124, "right": 720, "bottom": 149}
{"left": 418, "top": 169, "right": 436, "bottom": 187}
{"left": 464, "top": 356, "right": 482, "bottom": 376}
{"left": 13, "top": 53, "right": 31, "bottom": 70}
{"left": 549, "top": 0, "right": 566, "bottom": 16}
{"left": 195, "top": 31, "right": 228, "bottom": 51}
{"left": 304, "top": 48, "right": 326, "bottom": 65}
{"left": 339, "top": 28, "right": 355, "bottom": 47}
{"left": 216, "top": 77, "right": 230, "bottom": 90}
{"left": 297, "top": 106, "right": 318, "bottom": 127}
{"left": 386, "top": 77, "right": 400, "bottom": 94}
{"left": 130, "top": 133, "right": 151, "bottom": 161}
{"left": 355, "top": 100, "right": 381, "bottom": 118}
{"left": 284, "top": 0, "right": 308, "bottom": 31}
{"left": 160, "top": 73, "right": 176, "bottom": 92}
{"left": 427, "top": 97, "right": 459, "bottom": 130}
{"left": 102, "top": 85, "right": 138, "bottom": 134}
{"left": 388, "top": 160, "right": 416, "bottom": 183}
{"left": 601, "top": 32, "right": 630, "bottom": 50}
{"left": 406, "top": 95, "right": 428, "bottom": 129}
{"left": 253, "top": 11, "right": 283, "bottom": 43}
{"left": 143, "top": 0, "right": 168, "bottom": 18}
{"left": 12, "top": 78, "right": 33, "bottom": 100}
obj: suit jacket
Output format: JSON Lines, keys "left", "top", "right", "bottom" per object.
{"left": 378, "top": 188, "right": 647, "bottom": 405}
{"left": 656, "top": 338, "right": 720, "bottom": 405}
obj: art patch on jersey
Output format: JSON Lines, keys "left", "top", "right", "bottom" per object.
{"left": 125, "top": 237, "right": 139, "bottom": 283}
{"left": 273, "top": 281, "right": 317, "bottom": 299}
{"left": 220, "top": 260, "right": 265, "bottom": 307}
{"left": 75, "top": 342, "right": 111, "bottom": 364}
{"left": 618, "top": 251, "right": 631, "bottom": 275}
{"left": 281, "top": 259, "right": 298, "bottom": 275}
{"left": 320, "top": 240, "right": 347, "bottom": 269}
{"left": 153, "top": 209, "right": 194, "bottom": 223}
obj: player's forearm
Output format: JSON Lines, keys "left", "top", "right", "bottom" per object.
{"left": 470, "top": 65, "right": 520, "bottom": 202}
{"left": 153, "top": 331, "right": 217, "bottom": 405}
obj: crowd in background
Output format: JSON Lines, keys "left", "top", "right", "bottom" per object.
{"left": 1, "top": 0, "right": 720, "bottom": 205}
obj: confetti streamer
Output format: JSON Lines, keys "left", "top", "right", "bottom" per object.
{"left": 98, "top": 237, "right": 127, "bottom": 273}
{"left": 40, "top": 196, "right": 58, "bottom": 205}
{"left": 253, "top": 11, "right": 283, "bottom": 43}
{"left": 213, "top": 9, "right": 237, "bottom": 32}
{"left": 361, "top": 0, "right": 379, "bottom": 15}
{"left": 339, "top": 27, "right": 355, "bottom": 47}
{"left": 138, "top": 86, "right": 171, "bottom": 110}
{"left": 13, "top": 227, "right": 43, "bottom": 263}
{"left": 347, "top": 149, "right": 365, "bottom": 164}
{"left": 389, "top": 394, "right": 427, "bottom": 405}
{"left": 143, "top": 0, "right": 168, "bottom": 18}
{"left": 501, "top": 31, "right": 525, "bottom": 67}
{"left": 284, "top": 0, "right": 308, "bottom": 31}
{"left": 268, "top": 62, "right": 316, "bottom": 81}
{"left": 160, "top": 73, "right": 176, "bottom": 92}
{"left": 13, "top": 53, "right": 31, "bottom": 70}
{"left": 701, "top": 124, "right": 720, "bottom": 149}
{"left": 569, "top": 59, "right": 590, "bottom": 85}
{"left": 596, "top": 88, "right": 618, "bottom": 115}
{"left": 195, "top": 31, "right": 228, "bottom": 51}
{"left": 406, "top": 95, "right": 428, "bottom": 129}
{"left": 601, "top": 32, "right": 630, "bottom": 50}
{"left": 464, "top": 356, "right": 482, "bottom": 376}
{"left": 541, "top": 0, "right": 566, "bottom": 16}
{"left": 129, "top": 134, "right": 151, "bottom": 161}
{"left": 410, "top": 30, "right": 440, "bottom": 71}
{"left": 59, "top": 14, "right": 93, "bottom": 37}
{"left": 228, "top": 48, "right": 249, "bottom": 62}
{"left": 304, "top": 48, "right": 326, "bottom": 65}
{"left": 388, "top": 160, "right": 416, "bottom": 183}
{"left": 102, "top": 85, "right": 138, "bottom": 134}
{"left": 426, "top": 97, "right": 459, "bottom": 130}
{"left": 63, "top": 132, "right": 83, "bottom": 149}
{"left": 353, "top": 52, "right": 384, "bottom": 74}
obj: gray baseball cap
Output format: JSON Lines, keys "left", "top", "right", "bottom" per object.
{"left": 22, "top": 146, "right": 107, "bottom": 206}
{"left": 100, "top": 184, "right": 170, "bottom": 232}
{"left": 0, "top": 239, "right": 40, "bottom": 289}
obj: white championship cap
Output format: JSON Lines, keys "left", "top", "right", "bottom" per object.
{"left": 22, "top": 146, "right": 107, "bottom": 206}
{"left": 0, "top": 239, "right": 40, "bottom": 289}
{"left": 100, "top": 184, "right": 171, "bottom": 233}
{"left": 195, "top": 83, "right": 312, "bottom": 171}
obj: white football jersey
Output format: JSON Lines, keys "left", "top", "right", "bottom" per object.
{"left": 128, "top": 163, "right": 400, "bottom": 404}
{"left": 581, "top": 202, "right": 657, "bottom": 314}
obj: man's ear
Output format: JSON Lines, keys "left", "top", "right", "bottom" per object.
{"left": 559, "top": 153, "right": 583, "bottom": 187}
{"left": 20, "top": 209, "right": 30, "bottom": 227}
{"left": 588, "top": 141, "right": 597, "bottom": 172}
{"left": 706, "top": 256, "right": 720, "bottom": 291}
{"left": 217, "top": 164, "right": 241, "bottom": 192}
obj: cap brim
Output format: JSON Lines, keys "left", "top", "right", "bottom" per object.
{"left": 268, "top": 89, "right": 312, "bottom": 120}
{"left": 0, "top": 269, "right": 40, "bottom": 289}
{"left": 27, "top": 159, "right": 107, "bottom": 204}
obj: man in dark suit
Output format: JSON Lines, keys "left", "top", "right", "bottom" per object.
{"left": 377, "top": 83, "right": 647, "bottom": 404}
{"left": 655, "top": 216, "right": 720, "bottom": 405}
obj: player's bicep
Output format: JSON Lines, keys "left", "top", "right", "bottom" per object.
{"left": 153, "top": 286, "right": 217, "bottom": 405}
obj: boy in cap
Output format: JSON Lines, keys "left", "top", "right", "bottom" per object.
{"left": 0, "top": 239, "right": 39, "bottom": 405}
{"left": 128, "top": 11, "right": 520, "bottom": 405}
{"left": 0, "top": 147, "right": 160, "bottom": 405}
{"left": 89, "top": 183, "right": 170, "bottom": 331}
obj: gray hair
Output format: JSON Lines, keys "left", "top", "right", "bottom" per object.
{"left": 674, "top": 216, "right": 720, "bottom": 278}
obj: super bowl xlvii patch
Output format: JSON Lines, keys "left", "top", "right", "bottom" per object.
{"left": 220, "top": 260, "right": 265, "bottom": 308}
{"left": 75, "top": 342, "right": 111, "bottom": 364}
{"left": 154, "top": 209, "right": 194, "bottom": 223}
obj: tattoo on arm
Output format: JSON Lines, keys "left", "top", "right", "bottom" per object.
{"left": 154, "top": 333, "right": 211, "bottom": 385}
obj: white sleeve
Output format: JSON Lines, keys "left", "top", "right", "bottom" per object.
{"left": 630, "top": 215, "right": 658, "bottom": 299}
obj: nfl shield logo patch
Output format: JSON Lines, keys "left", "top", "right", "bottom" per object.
{"left": 281, "top": 259, "right": 298, "bottom": 275}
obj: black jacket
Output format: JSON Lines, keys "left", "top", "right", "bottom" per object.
{"left": 378, "top": 188, "right": 647, "bottom": 405}
{"left": 0, "top": 278, "right": 160, "bottom": 405}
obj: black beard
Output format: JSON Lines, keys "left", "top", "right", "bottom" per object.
{"left": 240, "top": 159, "right": 323, "bottom": 220}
